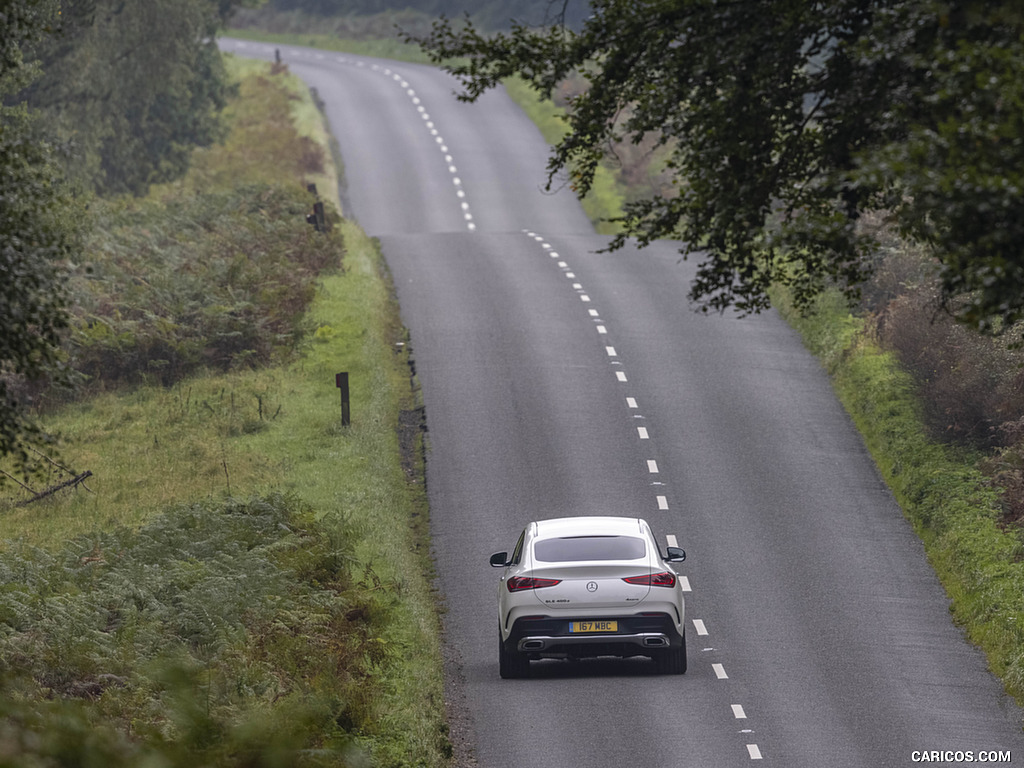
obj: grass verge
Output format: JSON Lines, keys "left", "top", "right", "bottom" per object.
{"left": 774, "top": 287, "right": 1024, "bottom": 705}
{"left": 0, "top": 56, "right": 449, "bottom": 765}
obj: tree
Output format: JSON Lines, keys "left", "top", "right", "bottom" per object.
{"left": 0, "top": 0, "right": 78, "bottom": 468}
{"left": 15, "top": 0, "right": 253, "bottom": 196}
{"left": 411, "top": 1, "right": 1024, "bottom": 331}
{"left": 1, "top": 0, "right": 265, "bottom": 472}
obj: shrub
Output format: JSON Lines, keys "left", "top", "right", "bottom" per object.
{"left": 876, "top": 287, "right": 1021, "bottom": 447}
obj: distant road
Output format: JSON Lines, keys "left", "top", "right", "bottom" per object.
{"left": 221, "top": 37, "right": 1024, "bottom": 767}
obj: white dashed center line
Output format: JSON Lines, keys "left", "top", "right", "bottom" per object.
{"left": 235, "top": 43, "right": 476, "bottom": 229}
{"left": 518, "top": 227, "right": 763, "bottom": 746}
{"left": 214, "top": 54, "right": 777, "bottom": 768}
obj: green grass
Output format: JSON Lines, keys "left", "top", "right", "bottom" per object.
{"left": 0, "top": 57, "right": 449, "bottom": 766}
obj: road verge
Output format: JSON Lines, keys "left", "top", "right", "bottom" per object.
{"left": 773, "top": 287, "right": 1024, "bottom": 706}
{"left": 0, "top": 55, "right": 450, "bottom": 766}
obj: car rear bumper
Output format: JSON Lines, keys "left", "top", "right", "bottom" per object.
{"left": 506, "top": 613, "right": 683, "bottom": 658}
{"left": 517, "top": 632, "right": 672, "bottom": 652}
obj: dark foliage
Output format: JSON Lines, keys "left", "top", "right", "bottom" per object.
{"left": 12, "top": 0, "right": 255, "bottom": 196}
{"left": 0, "top": 1, "right": 78, "bottom": 470}
{"left": 411, "top": 0, "right": 1024, "bottom": 331}
{"left": 876, "top": 289, "right": 1024, "bottom": 447}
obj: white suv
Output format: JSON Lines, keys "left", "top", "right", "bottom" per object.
{"left": 490, "top": 516, "right": 687, "bottom": 678}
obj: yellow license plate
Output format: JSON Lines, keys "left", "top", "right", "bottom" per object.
{"left": 570, "top": 620, "right": 618, "bottom": 633}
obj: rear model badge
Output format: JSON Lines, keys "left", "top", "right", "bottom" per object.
{"left": 587, "top": 581, "right": 598, "bottom": 592}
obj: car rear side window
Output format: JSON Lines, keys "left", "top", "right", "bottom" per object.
{"left": 534, "top": 535, "right": 646, "bottom": 562}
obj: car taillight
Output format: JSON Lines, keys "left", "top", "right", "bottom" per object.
{"left": 623, "top": 571, "right": 677, "bottom": 588}
{"left": 507, "top": 576, "right": 561, "bottom": 592}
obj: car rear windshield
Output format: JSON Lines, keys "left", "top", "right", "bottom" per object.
{"left": 534, "top": 535, "right": 646, "bottom": 562}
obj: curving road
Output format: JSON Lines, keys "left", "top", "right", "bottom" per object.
{"left": 222, "top": 38, "right": 1024, "bottom": 767}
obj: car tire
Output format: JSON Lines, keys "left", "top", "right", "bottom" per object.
{"left": 655, "top": 630, "right": 687, "bottom": 675}
{"left": 498, "top": 629, "right": 530, "bottom": 679}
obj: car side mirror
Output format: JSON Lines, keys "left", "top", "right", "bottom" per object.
{"left": 490, "top": 551, "right": 509, "bottom": 567}
{"left": 665, "top": 546, "right": 686, "bottom": 563}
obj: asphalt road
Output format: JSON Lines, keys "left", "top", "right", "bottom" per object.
{"left": 222, "top": 38, "right": 1024, "bottom": 767}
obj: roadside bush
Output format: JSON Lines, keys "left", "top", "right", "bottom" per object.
{"left": 855, "top": 214, "right": 1024, "bottom": 451}
{"left": 181, "top": 69, "right": 333, "bottom": 194}
{"left": 979, "top": 420, "right": 1024, "bottom": 528}
{"left": 876, "top": 286, "right": 1024, "bottom": 448}
{"left": 66, "top": 184, "right": 343, "bottom": 391}
{"left": 850, "top": 220, "right": 1024, "bottom": 529}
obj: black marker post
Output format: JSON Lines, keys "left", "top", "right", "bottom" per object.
{"left": 336, "top": 372, "right": 350, "bottom": 426}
